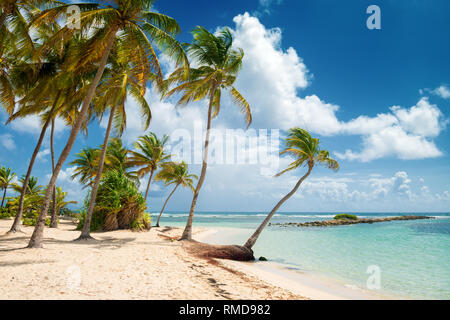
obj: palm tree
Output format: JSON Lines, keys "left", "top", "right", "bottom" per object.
{"left": 128, "top": 133, "right": 170, "bottom": 202}
{"left": 163, "top": 26, "right": 251, "bottom": 240}
{"left": 11, "top": 176, "right": 44, "bottom": 196}
{"left": 0, "top": 166, "right": 16, "bottom": 208}
{"left": 28, "top": 0, "right": 188, "bottom": 248}
{"left": 70, "top": 148, "right": 100, "bottom": 188}
{"left": 78, "top": 53, "right": 151, "bottom": 239}
{"left": 50, "top": 187, "right": 77, "bottom": 227}
{"left": 7, "top": 22, "right": 94, "bottom": 233}
{"left": 243, "top": 128, "right": 339, "bottom": 250}
{"left": 154, "top": 161, "right": 197, "bottom": 227}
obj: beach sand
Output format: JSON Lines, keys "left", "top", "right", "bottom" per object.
{"left": 0, "top": 219, "right": 385, "bottom": 300}
{"left": 0, "top": 218, "right": 304, "bottom": 300}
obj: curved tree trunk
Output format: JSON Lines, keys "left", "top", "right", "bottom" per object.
{"left": 243, "top": 165, "right": 313, "bottom": 249}
{"left": 1, "top": 187, "right": 6, "bottom": 208}
{"left": 50, "top": 119, "right": 58, "bottom": 228}
{"left": 9, "top": 93, "right": 60, "bottom": 233}
{"left": 156, "top": 183, "right": 179, "bottom": 227}
{"left": 27, "top": 28, "right": 118, "bottom": 248}
{"left": 77, "top": 105, "right": 116, "bottom": 240}
{"left": 144, "top": 170, "right": 154, "bottom": 202}
{"left": 180, "top": 87, "right": 218, "bottom": 240}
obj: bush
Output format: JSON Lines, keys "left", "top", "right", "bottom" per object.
{"left": 0, "top": 207, "right": 14, "bottom": 219}
{"left": 23, "top": 217, "right": 51, "bottom": 227}
{"left": 77, "top": 170, "right": 149, "bottom": 232}
{"left": 334, "top": 213, "right": 358, "bottom": 220}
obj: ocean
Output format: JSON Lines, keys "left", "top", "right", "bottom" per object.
{"left": 151, "top": 211, "right": 450, "bottom": 299}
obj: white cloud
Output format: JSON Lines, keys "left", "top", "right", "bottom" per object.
{"left": 8, "top": 114, "right": 67, "bottom": 135}
{"left": 255, "top": 0, "right": 283, "bottom": 16}
{"left": 432, "top": 85, "right": 450, "bottom": 99}
{"left": 36, "top": 148, "right": 50, "bottom": 161}
{"left": 336, "top": 98, "right": 444, "bottom": 162}
{"left": 0, "top": 133, "right": 16, "bottom": 150}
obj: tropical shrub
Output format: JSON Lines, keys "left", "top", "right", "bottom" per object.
{"left": 334, "top": 213, "right": 358, "bottom": 220}
{"left": 77, "top": 170, "right": 149, "bottom": 232}
{"left": 0, "top": 207, "right": 14, "bottom": 219}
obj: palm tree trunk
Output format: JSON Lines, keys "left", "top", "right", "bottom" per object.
{"left": 9, "top": 93, "right": 60, "bottom": 233}
{"left": 78, "top": 105, "right": 116, "bottom": 240}
{"left": 156, "top": 183, "right": 179, "bottom": 227}
{"left": 243, "top": 165, "right": 313, "bottom": 249}
{"left": 50, "top": 119, "right": 58, "bottom": 228}
{"left": 144, "top": 170, "right": 154, "bottom": 202}
{"left": 27, "top": 27, "right": 118, "bottom": 248}
{"left": 180, "top": 86, "right": 218, "bottom": 240}
{"left": 1, "top": 187, "right": 6, "bottom": 208}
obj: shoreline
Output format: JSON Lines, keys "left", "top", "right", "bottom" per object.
{"left": 196, "top": 227, "right": 397, "bottom": 300}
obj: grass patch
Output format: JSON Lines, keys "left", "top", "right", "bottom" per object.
{"left": 334, "top": 213, "right": 358, "bottom": 220}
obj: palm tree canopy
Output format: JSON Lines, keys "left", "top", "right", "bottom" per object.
{"left": 54, "top": 186, "right": 77, "bottom": 209}
{"left": 70, "top": 147, "right": 101, "bottom": 187}
{"left": 0, "top": 166, "right": 16, "bottom": 188}
{"left": 154, "top": 161, "right": 197, "bottom": 192}
{"left": 162, "top": 26, "right": 251, "bottom": 127}
{"left": 276, "top": 127, "right": 340, "bottom": 177}
{"left": 30, "top": 0, "right": 189, "bottom": 83}
{"left": 128, "top": 132, "right": 170, "bottom": 177}
{"left": 11, "top": 175, "right": 43, "bottom": 195}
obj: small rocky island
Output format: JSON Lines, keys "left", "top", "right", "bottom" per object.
{"left": 269, "top": 214, "right": 433, "bottom": 227}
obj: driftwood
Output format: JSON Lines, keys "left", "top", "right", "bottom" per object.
{"left": 269, "top": 215, "right": 433, "bottom": 227}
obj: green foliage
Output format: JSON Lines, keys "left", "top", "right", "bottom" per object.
{"left": 77, "top": 169, "right": 149, "bottom": 232}
{"left": 0, "top": 207, "right": 14, "bottom": 219}
{"left": 334, "top": 213, "right": 358, "bottom": 220}
{"left": 23, "top": 216, "right": 51, "bottom": 227}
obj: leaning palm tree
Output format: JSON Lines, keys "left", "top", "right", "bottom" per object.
{"left": 154, "top": 161, "right": 197, "bottom": 227}
{"left": 28, "top": 0, "right": 188, "bottom": 248}
{"left": 128, "top": 133, "right": 170, "bottom": 202}
{"left": 243, "top": 128, "right": 339, "bottom": 250}
{"left": 0, "top": 166, "right": 16, "bottom": 208}
{"left": 163, "top": 26, "right": 251, "bottom": 240}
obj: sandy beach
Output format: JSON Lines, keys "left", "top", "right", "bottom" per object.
{"left": 0, "top": 218, "right": 385, "bottom": 300}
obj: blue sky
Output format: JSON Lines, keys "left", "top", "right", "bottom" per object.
{"left": 1, "top": 0, "right": 450, "bottom": 213}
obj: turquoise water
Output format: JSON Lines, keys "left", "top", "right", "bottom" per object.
{"left": 153, "top": 212, "right": 450, "bottom": 299}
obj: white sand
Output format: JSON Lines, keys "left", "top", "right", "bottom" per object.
{"left": 0, "top": 219, "right": 304, "bottom": 300}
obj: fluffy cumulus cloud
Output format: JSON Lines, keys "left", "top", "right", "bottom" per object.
{"left": 336, "top": 98, "right": 444, "bottom": 161}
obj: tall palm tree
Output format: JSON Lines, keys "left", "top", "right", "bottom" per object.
{"left": 243, "top": 128, "right": 339, "bottom": 250}
{"left": 154, "top": 161, "right": 197, "bottom": 227}
{"left": 0, "top": 166, "right": 16, "bottom": 208}
{"left": 78, "top": 53, "right": 151, "bottom": 239}
{"left": 28, "top": 0, "right": 188, "bottom": 248}
{"left": 128, "top": 133, "right": 170, "bottom": 202}
{"left": 163, "top": 26, "right": 251, "bottom": 240}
